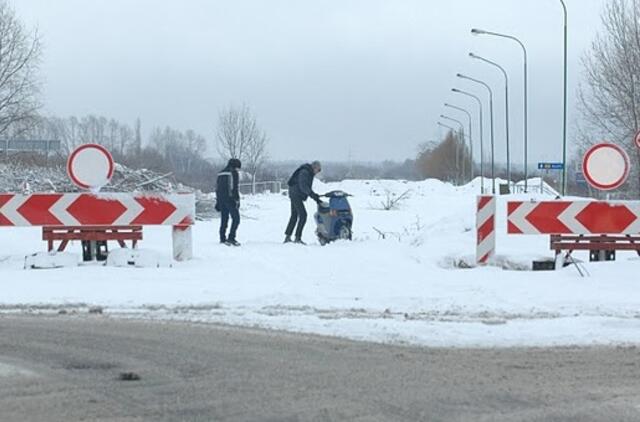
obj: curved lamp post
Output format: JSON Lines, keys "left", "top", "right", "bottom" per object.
{"left": 452, "top": 88, "right": 485, "bottom": 193}
{"left": 472, "top": 28, "right": 529, "bottom": 192}
{"left": 559, "top": 0, "right": 568, "bottom": 196}
{"left": 469, "top": 52, "right": 511, "bottom": 188}
{"left": 457, "top": 73, "right": 496, "bottom": 194}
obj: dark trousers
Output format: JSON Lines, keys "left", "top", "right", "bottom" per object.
{"left": 219, "top": 201, "right": 240, "bottom": 242}
{"left": 285, "top": 195, "right": 307, "bottom": 239}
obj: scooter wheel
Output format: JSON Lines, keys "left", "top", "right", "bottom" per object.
{"left": 338, "top": 226, "right": 352, "bottom": 241}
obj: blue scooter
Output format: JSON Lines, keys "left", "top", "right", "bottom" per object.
{"left": 315, "top": 191, "right": 353, "bottom": 246}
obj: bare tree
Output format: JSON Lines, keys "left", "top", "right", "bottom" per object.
{"left": 0, "top": 1, "right": 42, "bottom": 137}
{"left": 579, "top": 0, "right": 640, "bottom": 196}
{"left": 216, "top": 104, "right": 269, "bottom": 180}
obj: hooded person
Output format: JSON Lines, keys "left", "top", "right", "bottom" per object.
{"left": 284, "top": 161, "right": 322, "bottom": 244}
{"left": 216, "top": 158, "right": 242, "bottom": 246}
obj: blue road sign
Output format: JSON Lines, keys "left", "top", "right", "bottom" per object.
{"left": 538, "top": 162, "right": 564, "bottom": 171}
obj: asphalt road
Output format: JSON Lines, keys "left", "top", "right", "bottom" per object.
{"left": 1, "top": 316, "right": 640, "bottom": 422}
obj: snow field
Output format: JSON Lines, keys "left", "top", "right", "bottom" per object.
{"left": 1, "top": 178, "right": 639, "bottom": 347}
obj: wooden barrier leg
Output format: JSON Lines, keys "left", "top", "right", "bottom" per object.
{"left": 172, "top": 225, "right": 193, "bottom": 261}
{"left": 58, "top": 240, "right": 69, "bottom": 252}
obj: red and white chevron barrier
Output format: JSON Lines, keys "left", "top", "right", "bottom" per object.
{"left": 508, "top": 200, "right": 640, "bottom": 235}
{"left": 0, "top": 193, "right": 195, "bottom": 261}
{"left": 476, "top": 195, "right": 496, "bottom": 265}
{"left": 0, "top": 193, "right": 194, "bottom": 227}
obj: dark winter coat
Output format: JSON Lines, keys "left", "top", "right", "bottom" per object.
{"left": 216, "top": 165, "right": 240, "bottom": 205}
{"left": 288, "top": 164, "right": 319, "bottom": 201}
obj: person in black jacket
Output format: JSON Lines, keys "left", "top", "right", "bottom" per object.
{"left": 216, "top": 158, "right": 242, "bottom": 246}
{"left": 284, "top": 161, "right": 322, "bottom": 244}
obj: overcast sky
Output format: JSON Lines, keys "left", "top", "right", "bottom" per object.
{"left": 16, "top": 0, "right": 606, "bottom": 165}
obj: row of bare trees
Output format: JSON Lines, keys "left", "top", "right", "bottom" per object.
{"left": 12, "top": 115, "right": 142, "bottom": 155}
{"left": 8, "top": 105, "right": 272, "bottom": 191}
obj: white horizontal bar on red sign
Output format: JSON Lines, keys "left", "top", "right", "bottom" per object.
{"left": 0, "top": 193, "right": 195, "bottom": 227}
{"left": 507, "top": 201, "right": 640, "bottom": 235}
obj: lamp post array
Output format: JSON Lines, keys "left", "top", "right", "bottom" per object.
{"left": 469, "top": 52, "right": 511, "bottom": 188}
{"left": 441, "top": 114, "right": 468, "bottom": 182}
{"left": 438, "top": 121, "right": 466, "bottom": 184}
{"left": 457, "top": 73, "right": 496, "bottom": 194}
{"left": 452, "top": 88, "right": 485, "bottom": 193}
{"left": 471, "top": 28, "right": 528, "bottom": 193}
{"left": 437, "top": 1, "right": 569, "bottom": 195}
{"left": 444, "top": 103, "right": 474, "bottom": 181}
{"left": 469, "top": 0, "right": 569, "bottom": 194}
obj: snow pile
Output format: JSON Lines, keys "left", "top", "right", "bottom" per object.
{"left": 1, "top": 178, "right": 639, "bottom": 348}
{"left": 106, "top": 248, "right": 173, "bottom": 268}
{"left": 24, "top": 251, "right": 79, "bottom": 270}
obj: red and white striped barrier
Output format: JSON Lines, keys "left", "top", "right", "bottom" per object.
{"left": 0, "top": 193, "right": 193, "bottom": 227}
{"left": 0, "top": 193, "right": 195, "bottom": 260}
{"left": 476, "top": 195, "right": 496, "bottom": 265}
{"left": 508, "top": 201, "right": 640, "bottom": 235}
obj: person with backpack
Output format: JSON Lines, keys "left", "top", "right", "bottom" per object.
{"left": 216, "top": 158, "right": 242, "bottom": 246}
{"left": 284, "top": 161, "right": 322, "bottom": 244}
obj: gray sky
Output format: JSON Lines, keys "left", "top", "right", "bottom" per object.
{"left": 16, "top": 0, "right": 606, "bottom": 164}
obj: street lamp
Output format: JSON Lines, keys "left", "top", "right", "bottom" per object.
{"left": 444, "top": 103, "right": 474, "bottom": 181}
{"left": 469, "top": 52, "right": 511, "bottom": 189}
{"left": 559, "top": 0, "right": 568, "bottom": 196}
{"left": 472, "top": 28, "right": 529, "bottom": 192}
{"left": 452, "top": 88, "right": 485, "bottom": 193}
{"left": 457, "top": 73, "right": 496, "bottom": 194}
{"left": 441, "top": 114, "right": 467, "bottom": 183}
{"left": 437, "top": 121, "right": 458, "bottom": 133}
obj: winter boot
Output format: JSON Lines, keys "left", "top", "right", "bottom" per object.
{"left": 226, "top": 239, "right": 241, "bottom": 247}
{"left": 294, "top": 238, "right": 307, "bottom": 245}
{"left": 284, "top": 236, "right": 292, "bottom": 244}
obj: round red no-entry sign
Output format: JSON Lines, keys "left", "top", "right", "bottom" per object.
{"left": 582, "top": 143, "right": 630, "bottom": 191}
{"left": 67, "top": 144, "right": 114, "bottom": 190}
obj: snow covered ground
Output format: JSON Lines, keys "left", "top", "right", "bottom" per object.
{"left": 1, "top": 178, "right": 640, "bottom": 348}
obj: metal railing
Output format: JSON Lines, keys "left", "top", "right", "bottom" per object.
{"left": 1, "top": 140, "right": 62, "bottom": 156}
{"left": 512, "top": 181, "right": 559, "bottom": 197}
{"left": 238, "top": 181, "right": 282, "bottom": 195}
